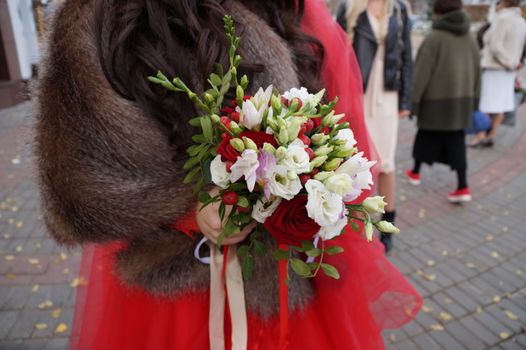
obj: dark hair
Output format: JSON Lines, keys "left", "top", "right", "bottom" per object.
{"left": 433, "top": 0, "right": 463, "bottom": 14}
{"left": 93, "top": 0, "right": 324, "bottom": 155}
{"left": 502, "top": 0, "right": 521, "bottom": 7}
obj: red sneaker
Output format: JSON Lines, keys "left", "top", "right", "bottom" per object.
{"left": 448, "top": 188, "right": 472, "bottom": 203}
{"left": 404, "top": 169, "right": 421, "bottom": 185}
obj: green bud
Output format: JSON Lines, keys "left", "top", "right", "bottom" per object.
{"left": 243, "top": 137, "right": 258, "bottom": 151}
{"left": 311, "top": 133, "right": 330, "bottom": 146}
{"left": 278, "top": 128, "right": 289, "bottom": 145}
{"left": 204, "top": 93, "right": 214, "bottom": 105}
{"left": 262, "top": 142, "right": 277, "bottom": 154}
{"left": 276, "top": 146, "right": 287, "bottom": 160}
{"left": 314, "top": 145, "right": 334, "bottom": 157}
{"left": 310, "top": 155, "right": 328, "bottom": 169}
{"left": 287, "top": 171, "right": 298, "bottom": 181}
{"left": 230, "top": 121, "right": 242, "bottom": 134}
{"left": 240, "top": 75, "right": 249, "bottom": 89}
{"left": 321, "top": 111, "right": 335, "bottom": 127}
{"left": 289, "top": 98, "right": 300, "bottom": 112}
{"left": 334, "top": 139, "right": 347, "bottom": 146}
{"left": 286, "top": 117, "right": 306, "bottom": 142}
{"left": 323, "top": 158, "right": 343, "bottom": 171}
{"left": 314, "top": 171, "right": 334, "bottom": 182}
{"left": 236, "top": 85, "right": 244, "bottom": 102}
{"left": 333, "top": 147, "right": 355, "bottom": 158}
{"left": 365, "top": 222, "right": 374, "bottom": 242}
{"left": 210, "top": 114, "right": 221, "bottom": 123}
{"left": 230, "top": 138, "right": 245, "bottom": 153}
{"left": 375, "top": 221, "right": 400, "bottom": 234}
{"left": 277, "top": 116, "right": 287, "bottom": 130}
{"left": 271, "top": 95, "right": 282, "bottom": 115}
{"left": 237, "top": 196, "right": 250, "bottom": 208}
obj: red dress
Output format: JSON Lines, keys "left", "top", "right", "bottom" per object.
{"left": 70, "top": 1, "right": 422, "bottom": 349}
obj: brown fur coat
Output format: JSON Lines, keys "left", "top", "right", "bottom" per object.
{"left": 35, "top": 0, "right": 314, "bottom": 318}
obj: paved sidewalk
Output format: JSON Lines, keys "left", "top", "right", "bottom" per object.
{"left": 0, "top": 101, "right": 525, "bottom": 349}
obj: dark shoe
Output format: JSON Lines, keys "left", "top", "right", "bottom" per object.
{"left": 380, "top": 233, "right": 393, "bottom": 254}
{"left": 467, "top": 139, "right": 485, "bottom": 148}
{"left": 482, "top": 139, "right": 494, "bottom": 148}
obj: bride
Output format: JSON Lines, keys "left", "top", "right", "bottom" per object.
{"left": 35, "top": 0, "right": 421, "bottom": 348}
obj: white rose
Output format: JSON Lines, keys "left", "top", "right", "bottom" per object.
{"left": 268, "top": 165, "right": 302, "bottom": 200}
{"left": 362, "top": 196, "right": 387, "bottom": 214}
{"left": 324, "top": 173, "right": 353, "bottom": 197}
{"left": 210, "top": 155, "right": 230, "bottom": 188}
{"left": 316, "top": 212, "right": 348, "bottom": 240}
{"left": 334, "top": 129, "right": 357, "bottom": 150}
{"left": 280, "top": 144, "right": 310, "bottom": 174}
{"left": 251, "top": 197, "right": 282, "bottom": 223}
{"left": 230, "top": 150, "right": 259, "bottom": 192}
{"left": 305, "top": 180, "right": 345, "bottom": 226}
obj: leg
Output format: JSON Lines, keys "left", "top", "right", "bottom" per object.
{"left": 468, "top": 131, "right": 488, "bottom": 146}
{"left": 456, "top": 168, "right": 468, "bottom": 190}
{"left": 412, "top": 161, "right": 422, "bottom": 174}
{"left": 486, "top": 113, "right": 504, "bottom": 140}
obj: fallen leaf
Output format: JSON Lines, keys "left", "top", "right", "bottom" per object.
{"left": 476, "top": 306, "right": 483, "bottom": 313}
{"left": 15, "top": 245, "right": 23, "bottom": 252}
{"left": 422, "top": 305, "right": 433, "bottom": 313}
{"left": 8, "top": 218, "right": 15, "bottom": 224}
{"left": 60, "top": 252, "right": 68, "bottom": 261}
{"left": 62, "top": 268, "right": 70, "bottom": 274}
{"left": 427, "top": 260, "right": 435, "bottom": 267}
{"left": 416, "top": 269, "right": 437, "bottom": 281}
{"left": 4, "top": 255, "right": 15, "bottom": 261}
{"left": 15, "top": 221, "right": 23, "bottom": 229}
{"left": 28, "top": 258, "right": 40, "bottom": 265}
{"left": 418, "top": 209, "right": 426, "bottom": 219}
{"left": 32, "top": 284, "right": 39, "bottom": 293}
{"left": 430, "top": 324, "right": 444, "bottom": 331}
{"left": 55, "top": 323, "right": 68, "bottom": 334}
{"left": 441, "top": 250, "right": 449, "bottom": 256}
{"left": 70, "top": 277, "right": 88, "bottom": 288}
{"left": 502, "top": 226, "right": 509, "bottom": 233}
{"left": 444, "top": 298, "right": 453, "bottom": 304}
{"left": 504, "top": 310, "right": 518, "bottom": 321}
{"left": 400, "top": 195, "right": 407, "bottom": 202}
{"left": 51, "top": 308, "right": 62, "bottom": 319}
{"left": 439, "top": 311, "right": 453, "bottom": 322}
{"left": 490, "top": 251, "right": 500, "bottom": 259}
{"left": 516, "top": 270, "right": 523, "bottom": 276}
{"left": 499, "top": 332, "right": 510, "bottom": 340}
{"left": 3, "top": 234, "right": 10, "bottom": 239}
{"left": 493, "top": 295, "right": 501, "bottom": 303}
{"left": 7, "top": 273, "right": 16, "bottom": 281}
{"left": 38, "top": 300, "right": 53, "bottom": 309}
{"left": 466, "top": 262, "right": 476, "bottom": 269}
{"left": 485, "top": 235, "right": 494, "bottom": 241}
{"left": 35, "top": 323, "right": 48, "bottom": 330}
{"left": 389, "top": 334, "right": 396, "bottom": 343}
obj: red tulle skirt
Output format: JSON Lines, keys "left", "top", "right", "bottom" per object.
{"left": 70, "top": 1, "right": 421, "bottom": 348}
{"left": 71, "top": 227, "right": 421, "bottom": 350}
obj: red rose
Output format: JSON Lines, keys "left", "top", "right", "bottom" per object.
{"left": 239, "top": 130, "right": 278, "bottom": 149}
{"left": 264, "top": 195, "right": 320, "bottom": 246}
{"left": 217, "top": 136, "right": 240, "bottom": 162}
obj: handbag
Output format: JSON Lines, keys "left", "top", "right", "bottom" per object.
{"left": 466, "top": 110, "right": 491, "bottom": 134}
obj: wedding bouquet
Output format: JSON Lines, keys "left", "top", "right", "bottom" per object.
{"left": 149, "top": 16, "right": 399, "bottom": 282}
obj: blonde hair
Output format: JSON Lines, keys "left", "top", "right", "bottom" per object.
{"left": 345, "top": 0, "right": 395, "bottom": 41}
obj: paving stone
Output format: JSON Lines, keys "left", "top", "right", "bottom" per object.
{"left": 412, "top": 333, "right": 442, "bottom": 350}
{"left": 44, "top": 337, "right": 68, "bottom": 350}
{"left": 0, "top": 311, "right": 18, "bottom": 339}
{"left": 443, "top": 320, "right": 486, "bottom": 350}
{"left": 459, "top": 315, "right": 500, "bottom": 347}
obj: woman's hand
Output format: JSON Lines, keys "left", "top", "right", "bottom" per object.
{"left": 195, "top": 187, "right": 255, "bottom": 245}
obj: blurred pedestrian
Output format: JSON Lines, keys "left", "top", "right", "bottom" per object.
{"left": 470, "top": 0, "right": 526, "bottom": 147}
{"left": 407, "top": 0, "right": 480, "bottom": 203}
{"left": 337, "top": 0, "right": 412, "bottom": 252}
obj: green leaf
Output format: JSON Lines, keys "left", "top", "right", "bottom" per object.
{"left": 200, "top": 117, "right": 214, "bottom": 142}
{"left": 253, "top": 240, "right": 266, "bottom": 257}
{"left": 192, "top": 134, "right": 207, "bottom": 143}
{"left": 350, "top": 221, "right": 360, "bottom": 232}
{"left": 321, "top": 263, "right": 340, "bottom": 280}
{"left": 290, "top": 258, "right": 312, "bottom": 277}
{"left": 198, "top": 191, "right": 212, "bottom": 203}
{"left": 305, "top": 248, "right": 322, "bottom": 258}
{"left": 242, "top": 255, "right": 254, "bottom": 281}
{"left": 210, "top": 74, "right": 222, "bottom": 87}
{"left": 272, "top": 249, "right": 289, "bottom": 261}
{"left": 193, "top": 177, "right": 205, "bottom": 196}
{"left": 325, "top": 246, "right": 344, "bottom": 256}
{"left": 307, "top": 262, "right": 319, "bottom": 271}
{"left": 189, "top": 117, "right": 202, "bottom": 127}
{"left": 187, "top": 144, "right": 203, "bottom": 157}
{"left": 237, "top": 245, "right": 250, "bottom": 258}
{"left": 214, "top": 63, "right": 224, "bottom": 77}
{"left": 229, "top": 183, "right": 248, "bottom": 192}
{"left": 219, "top": 202, "right": 226, "bottom": 221}
{"left": 223, "top": 218, "right": 241, "bottom": 237}
{"left": 183, "top": 167, "right": 200, "bottom": 184}
{"left": 184, "top": 156, "right": 201, "bottom": 170}
{"left": 301, "top": 240, "right": 315, "bottom": 251}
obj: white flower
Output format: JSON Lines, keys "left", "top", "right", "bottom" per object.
{"left": 268, "top": 165, "right": 302, "bottom": 200}
{"left": 251, "top": 197, "right": 282, "bottom": 223}
{"left": 362, "top": 196, "right": 387, "bottom": 214}
{"left": 230, "top": 150, "right": 259, "bottom": 192}
{"left": 210, "top": 155, "right": 230, "bottom": 188}
{"left": 239, "top": 86, "right": 273, "bottom": 130}
{"left": 335, "top": 152, "right": 376, "bottom": 202}
{"left": 334, "top": 129, "right": 357, "bottom": 150}
{"left": 375, "top": 221, "right": 400, "bottom": 234}
{"left": 305, "top": 180, "right": 345, "bottom": 226}
{"left": 280, "top": 144, "right": 310, "bottom": 174}
{"left": 316, "top": 211, "right": 348, "bottom": 240}
{"left": 324, "top": 173, "right": 353, "bottom": 197}
{"left": 283, "top": 87, "right": 314, "bottom": 105}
